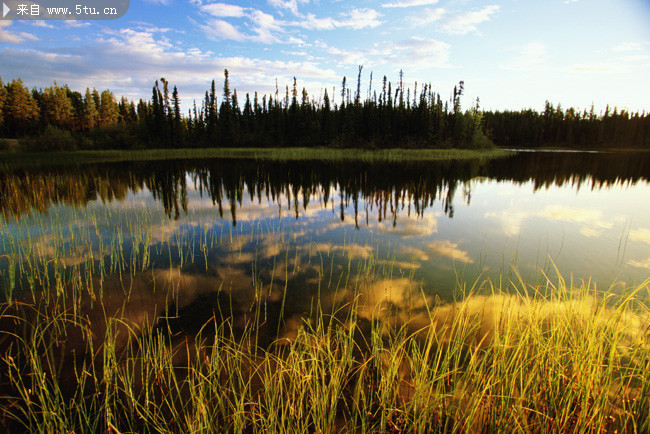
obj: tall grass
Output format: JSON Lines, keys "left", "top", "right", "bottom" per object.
{"left": 0, "top": 147, "right": 513, "bottom": 170}
{"left": 0, "top": 202, "right": 648, "bottom": 432}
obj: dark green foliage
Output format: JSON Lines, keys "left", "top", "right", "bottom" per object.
{"left": 20, "top": 125, "right": 77, "bottom": 151}
{"left": 1, "top": 72, "right": 648, "bottom": 151}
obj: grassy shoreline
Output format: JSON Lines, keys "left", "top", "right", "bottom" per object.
{"left": 1, "top": 275, "right": 648, "bottom": 432}
{"left": 1, "top": 202, "right": 648, "bottom": 432}
{"left": 0, "top": 147, "right": 513, "bottom": 169}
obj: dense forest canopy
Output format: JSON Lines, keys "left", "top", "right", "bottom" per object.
{"left": 0, "top": 69, "right": 648, "bottom": 151}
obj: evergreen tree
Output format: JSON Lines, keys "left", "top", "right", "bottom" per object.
{"left": 99, "top": 90, "right": 119, "bottom": 127}
{"left": 4, "top": 78, "right": 40, "bottom": 136}
{"left": 0, "top": 76, "right": 6, "bottom": 132}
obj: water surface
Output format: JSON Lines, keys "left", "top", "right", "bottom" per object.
{"left": 1, "top": 151, "right": 649, "bottom": 332}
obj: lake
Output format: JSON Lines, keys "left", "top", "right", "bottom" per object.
{"left": 1, "top": 151, "right": 649, "bottom": 325}
{"left": 2, "top": 149, "right": 650, "bottom": 431}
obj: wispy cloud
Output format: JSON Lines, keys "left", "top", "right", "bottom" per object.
{"left": 340, "top": 8, "right": 382, "bottom": 29}
{"left": 267, "top": 0, "right": 309, "bottom": 15}
{"left": 382, "top": 0, "right": 439, "bottom": 8}
{"left": 292, "top": 8, "right": 382, "bottom": 30}
{"left": 0, "top": 21, "right": 39, "bottom": 44}
{"left": 197, "top": 4, "right": 285, "bottom": 43}
{"left": 441, "top": 5, "right": 500, "bottom": 35}
{"left": 1, "top": 26, "right": 338, "bottom": 108}
{"left": 613, "top": 42, "right": 643, "bottom": 52}
{"left": 627, "top": 257, "right": 650, "bottom": 269}
{"left": 501, "top": 41, "right": 548, "bottom": 71}
{"left": 629, "top": 228, "right": 650, "bottom": 244}
{"left": 383, "top": 37, "right": 451, "bottom": 68}
{"left": 315, "top": 36, "right": 449, "bottom": 68}
{"left": 201, "top": 2, "right": 246, "bottom": 17}
{"left": 201, "top": 18, "right": 247, "bottom": 41}
{"left": 427, "top": 240, "right": 473, "bottom": 263}
{"left": 411, "top": 7, "right": 446, "bottom": 27}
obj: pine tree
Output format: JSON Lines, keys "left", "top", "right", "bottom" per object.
{"left": 0, "top": 76, "right": 7, "bottom": 133}
{"left": 99, "top": 90, "right": 119, "bottom": 127}
{"left": 4, "top": 78, "right": 40, "bottom": 136}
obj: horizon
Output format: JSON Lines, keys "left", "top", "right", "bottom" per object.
{"left": 1, "top": 0, "right": 649, "bottom": 115}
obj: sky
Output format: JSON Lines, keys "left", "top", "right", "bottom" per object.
{"left": 1, "top": 0, "right": 649, "bottom": 114}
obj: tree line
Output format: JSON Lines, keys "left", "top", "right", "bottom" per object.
{"left": 0, "top": 69, "right": 648, "bottom": 151}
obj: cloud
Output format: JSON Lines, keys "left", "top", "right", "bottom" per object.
{"left": 613, "top": 42, "right": 643, "bottom": 52}
{"left": 383, "top": 37, "right": 451, "bottom": 68}
{"left": 292, "top": 8, "right": 382, "bottom": 30}
{"left": 315, "top": 36, "right": 450, "bottom": 68}
{"left": 31, "top": 21, "right": 57, "bottom": 29}
{"left": 427, "top": 240, "right": 473, "bottom": 263}
{"left": 486, "top": 203, "right": 625, "bottom": 238}
{"left": 200, "top": 18, "right": 247, "bottom": 41}
{"left": 382, "top": 0, "right": 439, "bottom": 8}
{"left": 292, "top": 13, "right": 336, "bottom": 30}
{"left": 400, "top": 245, "right": 430, "bottom": 261}
{"left": 629, "top": 228, "right": 650, "bottom": 244}
{"left": 339, "top": 8, "right": 382, "bottom": 29}
{"left": 411, "top": 7, "right": 446, "bottom": 27}
{"left": 249, "top": 9, "right": 284, "bottom": 43}
{"left": 627, "top": 257, "right": 650, "bottom": 269}
{"left": 501, "top": 41, "right": 548, "bottom": 71}
{"left": 0, "top": 26, "right": 338, "bottom": 112}
{"left": 441, "top": 5, "right": 500, "bottom": 35}
{"left": 268, "top": 0, "right": 309, "bottom": 15}
{"left": 201, "top": 2, "right": 246, "bottom": 17}
{"left": 64, "top": 20, "right": 92, "bottom": 27}
{"left": 0, "top": 21, "right": 39, "bottom": 44}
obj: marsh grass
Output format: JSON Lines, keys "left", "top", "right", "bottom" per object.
{"left": 0, "top": 147, "right": 513, "bottom": 170}
{"left": 0, "top": 206, "right": 649, "bottom": 433}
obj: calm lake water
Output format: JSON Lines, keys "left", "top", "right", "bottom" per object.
{"left": 1, "top": 151, "right": 649, "bottom": 331}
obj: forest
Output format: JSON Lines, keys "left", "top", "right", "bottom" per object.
{"left": 0, "top": 68, "right": 648, "bottom": 151}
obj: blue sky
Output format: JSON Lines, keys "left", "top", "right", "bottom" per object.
{"left": 1, "top": 0, "right": 649, "bottom": 113}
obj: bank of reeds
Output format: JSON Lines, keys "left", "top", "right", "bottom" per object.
{"left": 0, "top": 207, "right": 649, "bottom": 432}
{"left": 1, "top": 276, "right": 648, "bottom": 431}
{"left": 0, "top": 147, "right": 513, "bottom": 170}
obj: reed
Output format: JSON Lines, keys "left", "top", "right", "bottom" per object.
{"left": 0, "top": 203, "right": 648, "bottom": 433}
{"left": 0, "top": 147, "right": 513, "bottom": 170}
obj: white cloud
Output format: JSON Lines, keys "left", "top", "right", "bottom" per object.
{"left": 411, "top": 7, "right": 446, "bottom": 27}
{"left": 201, "top": 2, "right": 246, "bottom": 17}
{"left": 382, "top": 0, "right": 439, "bottom": 8}
{"left": 64, "top": 21, "right": 92, "bottom": 27}
{"left": 196, "top": 4, "right": 286, "bottom": 44}
{"left": 442, "top": 5, "right": 500, "bottom": 35}
{"left": 427, "top": 240, "right": 473, "bottom": 263}
{"left": 291, "top": 8, "right": 382, "bottom": 30}
{"left": 486, "top": 203, "right": 625, "bottom": 238}
{"left": 629, "top": 228, "right": 650, "bottom": 244}
{"left": 0, "top": 26, "right": 338, "bottom": 111}
{"left": 613, "top": 42, "right": 643, "bottom": 52}
{"left": 249, "top": 9, "right": 283, "bottom": 43}
{"left": 268, "top": 0, "right": 308, "bottom": 15}
{"left": 200, "top": 18, "right": 247, "bottom": 41}
{"left": 339, "top": 8, "right": 383, "bottom": 29}
{"left": 31, "top": 21, "right": 57, "bottom": 29}
{"left": 315, "top": 36, "right": 449, "bottom": 68}
{"left": 502, "top": 41, "right": 548, "bottom": 71}
{"left": 627, "top": 257, "right": 650, "bottom": 269}
{"left": 296, "top": 13, "right": 336, "bottom": 30}
{"left": 0, "top": 21, "right": 39, "bottom": 44}
{"left": 382, "top": 37, "right": 451, "bottom": 68}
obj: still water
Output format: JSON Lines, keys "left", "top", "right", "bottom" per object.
{"left": 1, "top": 151, "right": 649, "bottom": 317}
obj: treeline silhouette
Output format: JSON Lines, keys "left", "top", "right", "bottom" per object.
{"left": 2, "top": 152, "right": 648, "bottom": 222}
{"left": 0, "top": 69, "right": 648, "bottom": 151}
